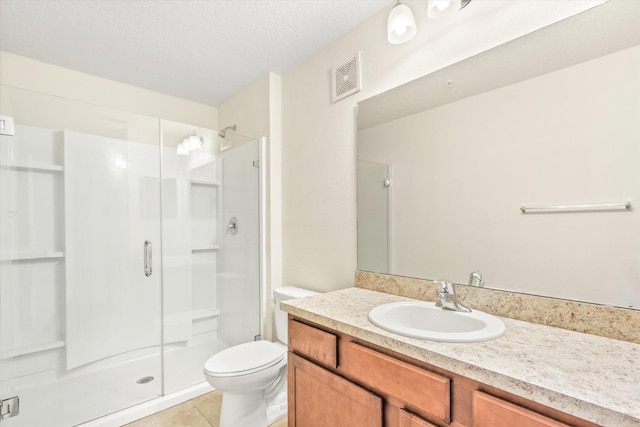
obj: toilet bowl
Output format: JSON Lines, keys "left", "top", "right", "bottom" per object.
{"left": 203, "top": 286, "right": 318, "bottom": 427}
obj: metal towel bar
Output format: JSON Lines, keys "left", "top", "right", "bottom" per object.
{"left": 520, "top": 201, "right": 631, "bottom": 213}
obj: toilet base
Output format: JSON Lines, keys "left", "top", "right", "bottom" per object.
{"left": 219, "top": 390, "right": 267, "bottom": 427}
{"left": 265, "top": 376, "right": 288, "bottom": 424}
{"left": 217, "top": 368, "right": 288, "bottom": 427}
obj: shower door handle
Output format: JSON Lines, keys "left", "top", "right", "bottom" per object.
{"left": 144, "top": 240, "right": 152, "bottom": 277}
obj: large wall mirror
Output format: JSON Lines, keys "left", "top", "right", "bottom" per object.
{"left": 357, "top": 1, "right": 640, "bottom": 309}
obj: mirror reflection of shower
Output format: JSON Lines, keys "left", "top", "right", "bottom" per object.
{"left": 218, "top": 124, "right": 236, "bottom": 151}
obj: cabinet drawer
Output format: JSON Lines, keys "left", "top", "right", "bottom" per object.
{"left": 289, "top": 320, "right": 338, "bottom": 369}
{"left": 346, "top": 342, "right": 451, "bottom": 423}
{"left": 473, "top": 391, "right": 571, "bottom": 427}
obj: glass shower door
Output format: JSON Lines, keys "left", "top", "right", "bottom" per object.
{"left": 216, "top": 138, "right": 261, "bottom": 347}
{"left": 0, "top": 86, "right": 163, "bottom": 426}
{"left": 160, "top": 121, "right": 262, "bottom": 393}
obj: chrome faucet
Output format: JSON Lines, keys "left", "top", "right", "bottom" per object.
{"left": 468, "top": 271, "right": 484, "bottom": 287}
{"left": 435, "top": 281, "right": 471, "bottom": 313}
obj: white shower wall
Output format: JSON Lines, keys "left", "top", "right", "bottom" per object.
{"left": 0, "top": 125, "right": 65, "bottom": 366}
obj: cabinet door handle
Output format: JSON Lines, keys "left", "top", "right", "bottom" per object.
{"left": 144, "top": 240, "right": 152, "bottom": 277}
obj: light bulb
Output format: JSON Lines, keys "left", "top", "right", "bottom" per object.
{"left": 176, "top": 142, "right": 189, "bottom": 156}
{"left": 387, "top": 2, "right": 416, "bottom": 45}
{"left": 427, "top": 0, "right": 461, "bottom": 20}
{"left": 185, "top": 134, "right": 202, "bottom": 151}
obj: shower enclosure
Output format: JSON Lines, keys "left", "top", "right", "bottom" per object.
{"left": 0, "top": 86, "right": 263, "bottom": 426}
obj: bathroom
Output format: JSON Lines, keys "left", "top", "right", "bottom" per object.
{"left": 1, "top": 1, "right": 638, "bottom": 426}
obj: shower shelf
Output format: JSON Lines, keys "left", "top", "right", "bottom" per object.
{"left": 0, "top": 161, "right": 64, "bottom": 172}
{"left": 1, "top": 339, "right": 65, "bottom": 359}
{"left": 192, "top": 308, "right": 221, "bottom": 321}
{"left": 189, "top": 179, "right": 220, "bottom": 187}
{"left": 191, "top": 245, "right": 220, "bottom": 252}
{"left": 0, "top": 251, "right": 64, "bottom": 262}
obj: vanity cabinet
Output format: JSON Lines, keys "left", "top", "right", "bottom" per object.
{"left": 289, "top": 353, "right": 383, "bottom": 427}
{"left": 287, "top": 316, "right": 600, "bottom": 427}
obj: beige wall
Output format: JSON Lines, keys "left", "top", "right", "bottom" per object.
{"left": 218, "top": 74, "right": 270, "bottom": 140}
{"left": 281, "top": 1, "right": 604, "bottom": 293}
{"left": 0, "top": 51, "right": 217, "bottom": 128}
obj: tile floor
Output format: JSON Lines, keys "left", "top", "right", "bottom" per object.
{"left": 125, "top": 391, "right": 287, "bottom": 427}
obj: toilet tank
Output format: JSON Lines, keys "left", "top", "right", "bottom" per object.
{"left": 273, "top": 286, "right": 318, "bottom": 344}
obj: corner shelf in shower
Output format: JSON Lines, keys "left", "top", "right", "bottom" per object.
{"left": 0, "top": 251, "right": 65, "bottom": 262}
{"left": 0, "top": 161, "right": 64, "bottom": 173}
{"left": 189, "top": 179, "right": 220, "bottom": 187}
{"left": 192, "top": 308, "right": 221, "bottom": 321}
{"left": 1, "top": 339, "right": 65, "bottom": 359}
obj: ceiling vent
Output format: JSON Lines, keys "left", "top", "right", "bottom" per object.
{"left": 331, "top": 52, "right": 361, "bottom": 103}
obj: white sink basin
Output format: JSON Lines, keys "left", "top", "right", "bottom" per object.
{"left": 368, "top": 300, "right": 505, "bottom": 343}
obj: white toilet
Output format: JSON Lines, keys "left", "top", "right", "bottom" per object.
{"left": 204, "top": 286, "right": 318, "bottom": 427}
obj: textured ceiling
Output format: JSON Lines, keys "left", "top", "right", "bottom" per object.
{"left": 0, "top": 0, "right": 390, "bottom": 106}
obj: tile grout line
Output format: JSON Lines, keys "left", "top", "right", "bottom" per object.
{"left": 193, "top": 404, "right": 215, "bottom": 427}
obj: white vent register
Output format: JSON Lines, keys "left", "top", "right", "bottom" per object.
{"left": 331, "top": 52, "right": 361, "bottom": 102}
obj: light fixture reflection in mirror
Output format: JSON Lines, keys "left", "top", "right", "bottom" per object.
{"left": 177, "top": 131, "right": 203, "bottom": 156}
{"left": 176, "top": 142, "right": 189, "bottom": 156}
{"left": 427, "top": 0, "right": 462, "bottom": 20}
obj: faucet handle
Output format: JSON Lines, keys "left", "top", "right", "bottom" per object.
{"left": 436, "top": 280, "right": 455, "bottom": 294}
{"left": 469, "top": 271, "right": 484, "bottom": 287}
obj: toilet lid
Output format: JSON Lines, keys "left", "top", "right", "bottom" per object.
{"left": 204, "top": 340, "right": 286, "bottom": 376}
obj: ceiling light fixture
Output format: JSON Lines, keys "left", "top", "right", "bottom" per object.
{"left": 387, "top": 0, "right": 417, "bottom": 45}
{"left": 387, "top": 0, "right": 472, "bottom": 45}
{"left": 427, "top": 0, "right": 462, "bottom": 20}
{"left": 428, "top": 0, "right": 472, "bottom": 20}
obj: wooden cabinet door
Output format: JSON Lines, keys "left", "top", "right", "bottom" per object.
{"left": 288, "top": 353, "right": 383, "bottom": 427}
{"left": 399, "top": 409, "right": 438, "bottom": 427}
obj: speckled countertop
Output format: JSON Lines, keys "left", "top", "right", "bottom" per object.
{"left": 282, "top": 287, "right": 640, "bottom": 427}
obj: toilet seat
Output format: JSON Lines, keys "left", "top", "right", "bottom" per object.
{"left": 205, "top": 340, "right": 286, "bottom": 378}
